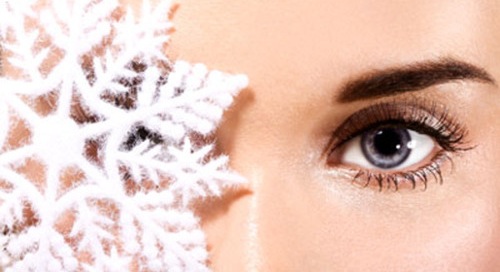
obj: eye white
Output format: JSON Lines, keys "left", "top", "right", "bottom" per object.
{"left": 340, "top": 130, "right": 435, "bottom": 170}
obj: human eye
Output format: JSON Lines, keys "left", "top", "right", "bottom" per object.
{"left": 326, "top": 100, "right": 472, "bottom": 191}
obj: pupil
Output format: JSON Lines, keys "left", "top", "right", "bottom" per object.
{"left": 373, "top": 129, "right": 402, "bottom": 156}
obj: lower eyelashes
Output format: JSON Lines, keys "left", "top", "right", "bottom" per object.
{"left": 326, "top": 100, "right": 472, "bottom": 191}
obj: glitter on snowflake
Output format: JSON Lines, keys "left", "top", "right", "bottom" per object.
{"left": 0, "top": 0, "right": 248, "bottom": 271}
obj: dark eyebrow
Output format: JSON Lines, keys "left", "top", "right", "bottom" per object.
{"left": 337, "top": 58, "right": 495, "bottom": 103}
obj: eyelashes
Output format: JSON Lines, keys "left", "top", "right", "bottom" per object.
{"left": 326, "top": 99, "right": 472, "bottom": 191}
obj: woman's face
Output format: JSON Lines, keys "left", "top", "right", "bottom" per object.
{"left": 163, "top": 0, "right": 500, "bottom": 270}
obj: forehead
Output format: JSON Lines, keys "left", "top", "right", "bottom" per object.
{"left": 169, "top": 0, "right": 500, "bottom": 83}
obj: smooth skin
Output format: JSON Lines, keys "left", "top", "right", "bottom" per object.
{"left": 162, "top": 0, "right": 500, "bottom": 271}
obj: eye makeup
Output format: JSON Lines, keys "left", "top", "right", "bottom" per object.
{"left": 326, "top": 99, "right": 473, "bottom": 191}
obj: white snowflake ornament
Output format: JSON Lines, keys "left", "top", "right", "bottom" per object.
{"left": 0, "top": 0, "right": 248, "bottom": 271}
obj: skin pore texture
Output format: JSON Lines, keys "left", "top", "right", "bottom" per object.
{"left": 4, "top": 0, "right": 500, "bottom": 271}
{"left": 161, "top": 0, "right": 500, "bottom": 271}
